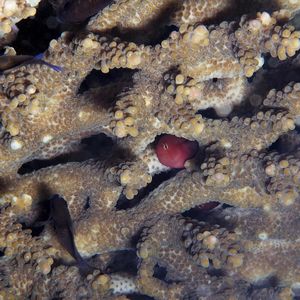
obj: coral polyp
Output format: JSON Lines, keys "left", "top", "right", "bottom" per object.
{"left": 0, "top": 0, "right": 300, "bottom": 299}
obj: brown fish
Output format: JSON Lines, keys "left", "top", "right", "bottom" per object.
{"left": 0, "top": 53, "right": 62, "bottom": 73}
{"left": 57, "top": 0, "right": 114, "bottom": 23}
{"left": 0, "top": 55, "right": 33, "bottom": 71}
{"left": 49, "top": 194, "right": 93, "bottom": 276}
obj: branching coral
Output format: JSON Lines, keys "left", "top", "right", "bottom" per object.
{"left": 0, "top": 0, "right": 300, "bottom": 299}
{"left": 0, "top": 0, "right": 41, "bottom": 47}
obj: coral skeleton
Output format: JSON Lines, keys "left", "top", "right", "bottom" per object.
{"left": 0, "top": 0, "right": 300, "bottom": 299}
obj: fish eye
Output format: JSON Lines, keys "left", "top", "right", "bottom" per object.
{"left": 163, "top": 143, "right": 168, "bottom": 150}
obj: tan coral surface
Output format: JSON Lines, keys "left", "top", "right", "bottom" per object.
{"left": 0, "top": 0, "right": 300, "bottom": 299}
{"left": 0, "top": 0, "right": 41, "bottom": 47}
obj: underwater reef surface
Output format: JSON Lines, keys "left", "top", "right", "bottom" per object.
{"left": 1, "top": 0, "right": 300, "bottom": 299}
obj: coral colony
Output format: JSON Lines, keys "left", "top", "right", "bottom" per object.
{"left": 1, "top": 0, "right": 300, "bottom": 299}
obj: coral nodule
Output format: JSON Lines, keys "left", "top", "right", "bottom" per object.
{"left": 1, "top": 0, "right": 300, "bottom": 299}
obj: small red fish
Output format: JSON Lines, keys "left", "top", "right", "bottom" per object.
{"left": 155, "top": 135, "right": 198, "bottom": 168}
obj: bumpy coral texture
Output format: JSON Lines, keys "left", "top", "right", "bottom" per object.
{"left": 0, "top": 0, "right": 41, "bottom": 47}
{"left": 1, "top": 0, "right": 300, "bottom": 299}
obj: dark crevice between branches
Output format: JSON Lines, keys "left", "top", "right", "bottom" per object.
{"left": 104, "top": 1, "right": 180, "bottom": 45}
{"left": 78, "top": 68, "right": 136, "bottom": 96}
{"left": 18, "top": 133, "right": 114, "bottom": 175}
{"left": 12, "top": 0, "right": 62, "bottom": 55}
{"left": 153, "top": 264, "right": 167, "bottom": 281}
{"left": 196, "top": 108, "right": 221, "bottom": 119}
{"left": 115, "top": 169, "right": 180, "bottom": 210}
{"left": 246, "top": 275, "right": 281, "bottom": 298}
{"left": 106, "top": 250, "right": 139, "bottom": 275}
{"left": 153, "top": 264, "right": 182, "bottom": 285}
{"left": 18, "top": 184, "right": 53, "bottom": 232}
{"left": 268, "top": 130, "right": 300, "bottom": 154}
{"left": 21, "top": 222, "right": 45, "bottom": 237}
{"left": 182, "top": 202, "right": 222, "bottom": 222}
{"left": 83, "top": 196, "right": 91, "bottom": 210}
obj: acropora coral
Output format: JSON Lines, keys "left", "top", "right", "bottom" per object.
{"left": 0, "top": 0, "right": 41, "bottom": 47}
{"left": 0, "top": 0, "right": 300, "bottom": 299}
